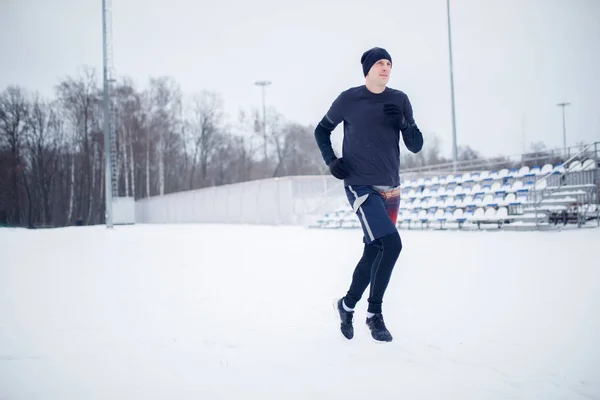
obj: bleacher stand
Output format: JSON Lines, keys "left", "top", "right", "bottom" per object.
{"left": 311, "top": 145, "right": 600, "bottom": 231}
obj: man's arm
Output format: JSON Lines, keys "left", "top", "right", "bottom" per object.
{"left": 401, "top": 94, "right": 424, "bottom": 154}
{"left": 314, "top": 93, "right": 344, "bottom": 164}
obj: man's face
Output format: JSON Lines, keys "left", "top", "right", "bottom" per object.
{"left": 367, "top": 59, "right": 392, "bottom": 86}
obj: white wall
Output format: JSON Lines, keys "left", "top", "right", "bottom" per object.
{"left": 113, "top": 197, "right": 135, "bottom": 224}
{"left": 135, "top": 175, "right": 347, "bottom": 226}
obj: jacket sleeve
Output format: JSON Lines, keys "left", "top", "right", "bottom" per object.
{"left": 401, "top": 94, "right": 424, "bottom": 154}
{"left": 314, "top": 93, "right": 345, "bottom": 164}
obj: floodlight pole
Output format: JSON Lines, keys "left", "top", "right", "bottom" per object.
{"left": 446, "top": 0, "right": 458, "bottom": 172}
{"left": 102, "top": 0, "right": 113, "bottom": 228}
{"left": 255, "top": 80, "right": 271, "bottom": 161}
{"left": 557, "top": 102, "right": 570, "bottom": 158}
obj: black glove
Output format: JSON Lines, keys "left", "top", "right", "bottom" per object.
{"left": 383, "top": 103, "right": 408, "bottom": 131}
{"left": 328, "top": 157, "right": 349, "bottom": 180}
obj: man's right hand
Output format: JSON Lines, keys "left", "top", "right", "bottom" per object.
{"left": 328, "top": 157, "right": 349, "bottom": 180}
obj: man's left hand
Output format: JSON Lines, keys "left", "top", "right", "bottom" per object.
{"left": 383, "top": 103, "right": 407, "bottom": 131}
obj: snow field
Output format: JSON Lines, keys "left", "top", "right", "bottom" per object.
{"left": 1, "top": 224, "right": 599, "bottom": 399}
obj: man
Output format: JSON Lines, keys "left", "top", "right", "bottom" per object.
{"left": 314, "top": 47, "right": 423, "bottom": 342}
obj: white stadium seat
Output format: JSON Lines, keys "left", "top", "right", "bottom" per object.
{"left": 529, "top": 166, "right": 541, "bottom": 175}
{"left": 510, "top": 180, "right": 524, "bottom": 192}
{"left": 582, "top": 159, "right": 596, "bottom": 170}
{"left": 483, "top": 194, "right": 497, "bottom": 206}
{"left": 534, "top": 179, "right": 548, "bottom": 190}
{"left": 494, "top": 191, "right": 505, "bottom": 204}
{"left": 498, "top": 168, "right": 510, "bottom": 179}
{"left": 517, "top": 166, "right": 530, "bottom": 177}
{"left": 503, "top": 192, "right": 517, "bottom": 205}
{"left": 478, "top": 171, "right": 490, "bottom": 181}
{"left": 463, "top": 195, "right": 474, "bottom": 207}
{"left": 540, "top": 163, "right": 553, "bottom": 175}
{"left": 568, "top": 160, "right": 581, "bottom": 172}
{"left": 472, "top": 207, "right": 485, "bottom": 220}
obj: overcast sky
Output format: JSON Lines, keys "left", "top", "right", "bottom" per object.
{"left": 2, "top": 0, "right": 599, "bottom": 158}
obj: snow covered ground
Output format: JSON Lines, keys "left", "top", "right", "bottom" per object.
{"left": 1, "top": 223, "right": 599, "bottom": 399}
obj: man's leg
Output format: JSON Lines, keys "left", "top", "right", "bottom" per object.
{"left": 365, "top": 231, "right": 402, "bottom": 314}
{"left": 334, "top": 185, "right": 381, "bottom": 340}
{"left": 342, "top": 242, "right": 379, "bottom": 310}
{"left": 340, "top": 185, "right": 380, "bottom": 311}
{"left": 366, "top": 185, "right": 403, "bottom": 314}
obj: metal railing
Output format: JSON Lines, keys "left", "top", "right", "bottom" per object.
{"left": 531, "top": 142, "right": 600, "bottom": 228}
{"left": 400, "top": 141, "right": 599, "bottom": 175}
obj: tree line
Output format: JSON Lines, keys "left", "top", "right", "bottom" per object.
{"left": 3, "top": 65, "right": 554, "bottom": 228}
{"left": 1, "top": 67, "right": 333, "bottom": 227}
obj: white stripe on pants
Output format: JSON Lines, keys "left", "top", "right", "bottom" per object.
{"left": 348, "top": 185, "right": 375, "bottom": 242}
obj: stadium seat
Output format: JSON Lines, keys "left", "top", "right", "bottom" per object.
{"left": 511, "top": 180, "right": 524, "bottom": 192}
{"left": 397, "top": 209, "right": 413, "bottom": 229}
{"left": 529, "top": 166, "right": 541, "bottom": 175}
{"left": 502, "top": 192, "right": 517, "bottom": 206}
{"left": 517, "top": 166, "right": 530, "bottom": 177}
{"left": 472, "top": 207, "right": 485, "bottom": 222}
{"left": 582, "top": 159, "right": 596, "bottom": 170}
{"left": 496, "top": 206, "right": 509, "bottom": 220}
{"left": 341, "top": 212, "right": 359, "bottom": 229}
{"left": 498, "top": 168, "right": 510, "bottom": 179}
{"left": 540, "top": 163, "right": 553, "bottom": 175}
{"left": 478, "top": 171, "right": 490, "bottom": 181}
{"left": 483, "top": 194, "right": 497, "bottom": 207}
{"left": 490, "top": 182, "right": 503, "bottom": 193}
{"left": 438, "top": 208, "right": 453, "bottom": 227}
{"left": 454, "top": 208, "right": 467, "bottom": 228}
{"left": 568, "top": 160, "right": 581, "bottom": 172}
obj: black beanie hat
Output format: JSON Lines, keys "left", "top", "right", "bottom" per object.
{"left": 360, "top": 47, "right": 392, "bottom": 76}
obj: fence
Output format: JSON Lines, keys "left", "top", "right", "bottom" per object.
{"left": 135, "top": 175, "right": 348, "bottom": 226}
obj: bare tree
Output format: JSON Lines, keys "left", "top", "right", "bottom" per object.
{"left": 457, "top": 145, "right": 482, "bottom": 161}
{"left": 147, "top": 76, "right": 181, "bottom": 196}
{"left": 25, "top": 96, "right": 63, "bottom": 225}
{"left": 188, "top": 90, "right": 225, "bottom": 189}
{"left": 55, "top": 67, "right": 102, "bottom": 225}
{"left": 231, "top": 109, "right": 262, "bottom": 182}
{"left": 0, "top": 85, "right": 29, "bottom": 225}
{"left": 114, "top": 78, "right": 145, "bottom": 198}
{"left": 276, "top": 122, "right": 324, "bottom": 176}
